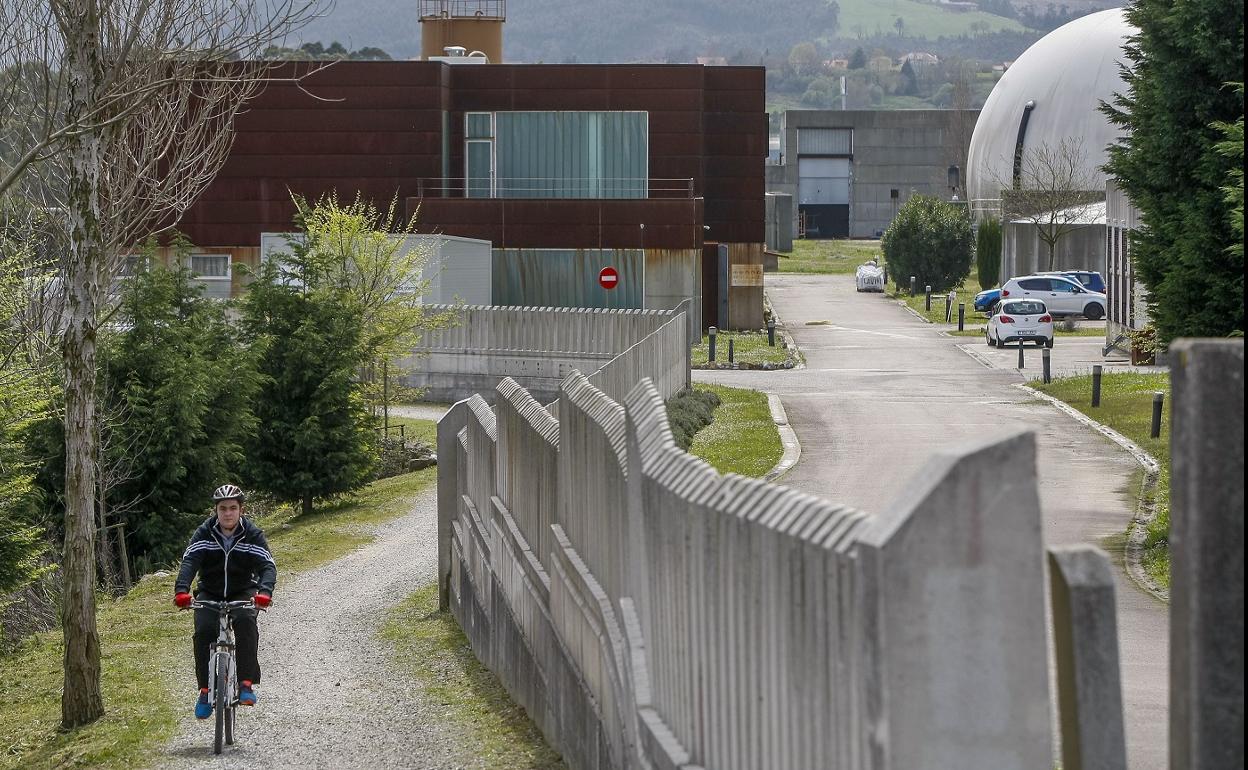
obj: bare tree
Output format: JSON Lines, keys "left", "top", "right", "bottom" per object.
{"left": 995, "top": 138, "right": 1103, "bottom": 271}
{"left": 0, "top": 0, "right": 318, "bottom": 727}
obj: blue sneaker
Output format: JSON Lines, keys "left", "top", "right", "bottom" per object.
{"left": 194, "top": 689, "right": 212, "bottom": 719}
{"left": 239, "top": 681, "right": 256, "bottom": 707}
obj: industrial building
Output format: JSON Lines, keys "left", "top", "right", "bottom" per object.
{"left": 765, "top": 109, "right": 978, "bottom": 239}
{"left": 175, "top": 2, "right": 767, "bottom": 331}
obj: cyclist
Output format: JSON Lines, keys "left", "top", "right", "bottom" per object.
{"left": 173, "top": 484, "right": 276, "bottom": 719}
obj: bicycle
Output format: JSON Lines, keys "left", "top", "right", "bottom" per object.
{"left": 188, "top": 598, "right": 258, "bottom": 755}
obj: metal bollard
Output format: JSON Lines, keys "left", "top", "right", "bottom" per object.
{"left": 910, "top": 276, "right": 916, "bottom": 296}
{"left": 767, "top": 317, "right": 776, "bottom": 347}
{"left": 1150, "top": 391, "right": 1164, "bottom": 438}
{"left": 1017, "top": 341, "right": 1025, "bottom": 369}
{"left": 957, "top": 303, "right": 965, "bottom": 331}
{"left": 1091, "top": 364, "right": 1102, "bottom": 407}
{"left": 728, "top": 338, "right": 735, "bottom": 363}
{"left": 944, "top": 295, "right": 952, "bottom": 323}
{"left": 925, "top": 285, "right": 933, "bottom": 311}
{"left": 1042, "top": 347, "right": 1051, "bottom": 384}
{"left": 708, "top": 326, "right": 717, "bottom": 362}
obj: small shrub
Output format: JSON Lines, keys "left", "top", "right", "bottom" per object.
{"left": 665, "top": 389, "right": 722, "bottom": 451}
{"left": 882, "top": 194, "right": 973, "bottom": 293}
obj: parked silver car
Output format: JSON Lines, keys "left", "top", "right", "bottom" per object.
{"left": 999, "top": 274, "right": 1106, "bottom": 319}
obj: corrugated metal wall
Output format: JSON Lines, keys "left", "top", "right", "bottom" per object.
{"left": 798, "top": 127, "right": 853, "bottom": 155}
{"left": 492, "top": 248, "right": 644, "bottom": 308}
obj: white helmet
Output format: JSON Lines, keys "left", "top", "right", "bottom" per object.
{"left": 211, "top": 484, "right": 246, "bottom": 503}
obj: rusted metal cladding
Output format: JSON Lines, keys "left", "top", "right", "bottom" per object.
{"left": 179, "top": 61, "right": 763, "bottom": 257}
{"left": 413, "top": 198, "right": 703, "bottom": 249}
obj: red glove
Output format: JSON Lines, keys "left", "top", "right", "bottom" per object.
{"left": 253, "top": 593, "right": 272, "bottom": 609}
{"left": 174, "top": 592, "right": 193, "bottom": 609}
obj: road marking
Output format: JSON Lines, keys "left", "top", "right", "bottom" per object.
{"left": 814, "top": 324, "right": 919, "bottom": 341}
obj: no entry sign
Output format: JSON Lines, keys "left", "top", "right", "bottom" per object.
{"left": 598, "top": 266, "right": 619, "bottom": 290}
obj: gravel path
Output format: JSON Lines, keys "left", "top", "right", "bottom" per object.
{"left": 158, "top": 486, "right": 470, "bottom": 769}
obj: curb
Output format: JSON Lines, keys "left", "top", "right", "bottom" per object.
{"left": 894, "top": 300, "right": 933, "bottom": 324}
{"left": 763, "top": 290, "right": 807, "bottom": 370}
{"left": 1015, "top": 383, "right": 1169, "bottom": 602}
{"left": 763, "top": 393, "right": 802, "bottom": 482}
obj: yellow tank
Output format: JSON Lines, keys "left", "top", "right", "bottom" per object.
{"left": 419, "top": 0, "right": 505, "bottom": 63}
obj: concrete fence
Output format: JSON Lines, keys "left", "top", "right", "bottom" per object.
{"left": 436, "top": 339, "right": 1243, "bottom": 769}
{"left": 401, "top": 303, "right": 687, "bottom": 403}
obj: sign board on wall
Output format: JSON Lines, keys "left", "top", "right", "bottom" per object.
{"left": 730, "top": 264, "right": 764, "bottom": 287}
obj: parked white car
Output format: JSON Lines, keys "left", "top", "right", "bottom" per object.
{"left": 987, "top": 299, "right": 1055, "bottom": 348}
{"left": 999, "top": 274, "right": 1106, "bottom": 319}
{"left": 855, "top": 260, "right": 885, "bottom": 292}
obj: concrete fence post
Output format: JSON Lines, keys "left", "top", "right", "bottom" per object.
{"left": 1049, "top": 545, "right": 1127, "bottom": 770}
{"left": 1169, "top": 339, "right": 1244, "bottom": 770}
{"left": 437, "top": 399, "right": 472, "bottom": 610}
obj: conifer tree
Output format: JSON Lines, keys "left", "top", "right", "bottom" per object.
{"left": 1103, "top": 0, "right": 1245, "bottom": 341}
{"left": 241, "top": 252, "right": 376, "bottom": 516}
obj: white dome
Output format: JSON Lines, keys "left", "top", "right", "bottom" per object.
{"left": 966, "top": 9, "right": 1137, "bottom": 209}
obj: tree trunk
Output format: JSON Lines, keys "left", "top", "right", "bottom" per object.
{"left": 60, "top": 1, "right": 106, "bottom": 728}
{"left": 302, "top": 494, "right": 313, "bottom": 516}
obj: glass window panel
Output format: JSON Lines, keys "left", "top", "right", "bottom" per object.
{"left": 189, "top": 254, "right": 229, "bottom": 278}
{"left": 494, "top": 111, "right": 648, "bottom": 199}
{"left": 466, "top": 113, "right": 492, "bottom": 139}
{"left": 466, "top": 140, "right": 492, "bottom": 198}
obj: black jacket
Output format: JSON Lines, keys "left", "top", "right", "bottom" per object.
{"left": 175, "top": 515, "right": 277, "bottom": 600}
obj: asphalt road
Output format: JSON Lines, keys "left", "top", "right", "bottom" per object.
{"left": 695, "top": 273, "right": 1169, "bottom": 770}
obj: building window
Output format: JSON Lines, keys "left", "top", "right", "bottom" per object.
{"left": 464, "top": 111, "right": 649, "bottom": 199}
{"left": 187, "top": 253, "right": 231, "bottom": 280}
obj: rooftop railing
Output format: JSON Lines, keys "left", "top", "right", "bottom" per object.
{"left": 415, "top": 177, "right": 696, "bottom": 199}
{"left": 417, "top": 0, "right": 505, "bottom": 20}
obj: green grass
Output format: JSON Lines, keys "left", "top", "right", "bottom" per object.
{"left": 376, "top": 416, "right": 438, "bottom": 446}
{"left": 380, "top": 586, "right": 565, "bottom": 769}
{"left": 889, "top": 275, "right": 983, "bottom": 324}
{"left": 834, "top": 0, "right": 1024, "bottom": 38}
{"left": 691, "top": 330, "right": 795, "bottom": 367}
{"left": 774, "top": 239, "right": 883, "bottom": 274}
{"left": 0, "top": 469, "right": 436, "bottom": 770}
{"left": 688, "top": 385, "right": 783, "bottom": 478}
{"left": 1032, "top": 373, "right": 1171, "bottom": 588}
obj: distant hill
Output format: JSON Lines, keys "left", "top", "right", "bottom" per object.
{"left": 293, "top": 0, "right": 1031, "bottom": 63}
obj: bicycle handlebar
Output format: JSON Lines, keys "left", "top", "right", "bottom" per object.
{"left": 187, "top": 599, "right": 262, "bottom": 611}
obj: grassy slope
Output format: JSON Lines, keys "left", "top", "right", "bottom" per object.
{"left": 380, "top": 587, "right": 566, "bottom": 769}
{"left": 689, "top": 385, "right": 784, "bottom": 479}
{"left": 774, "top": 239, "right": 884, "bottom": 274}
{"left": 835, "top": 0, "right": 1024, "bottom": 38}
{"left": 0, "top": 460, "right": 437, "bottom": 770}
{"left": 1032, "top": 373, "right": 1171, "bottom": 588}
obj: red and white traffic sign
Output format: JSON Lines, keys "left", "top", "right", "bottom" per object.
{"left": 598, "top": 266, "right": 619, "bottom": 290}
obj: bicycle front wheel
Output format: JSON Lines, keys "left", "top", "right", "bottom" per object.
{"left": 214, "top": 658, "right": 227, "bottom": 755}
